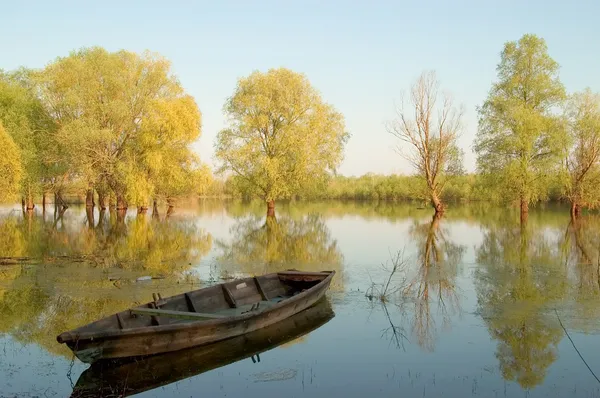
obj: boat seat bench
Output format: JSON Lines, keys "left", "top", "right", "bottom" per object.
{"left": 129, "top": 297, "right": 288, "bottom": 322}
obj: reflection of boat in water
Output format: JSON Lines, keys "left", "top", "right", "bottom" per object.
{"left": 58, "top": 270, "right": 335, "bottom": 363}
{"left": 70, "top": 297, "right": 335, "bottom": 397}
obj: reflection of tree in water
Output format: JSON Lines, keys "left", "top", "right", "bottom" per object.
{"left": 0, "top": 209, "right": 212, "bottom": 274}
{"left": 405, "top": 213, "right": 465, "bottom": 352}
{"left": 475, "top": 220, "right": 567, "bottom": 389}
{"left": 216, "top": 214, "right": 344, "bottom": 291}
{"left": 559, "top": 215, "right": 600, "bottom": 332}
{"left": 0, "top": 208, "right": 213, "bottom": 358}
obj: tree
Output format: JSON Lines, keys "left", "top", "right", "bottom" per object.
{"left": 474, "top": 34, "right": 566, "bottom": 223}
{"left": 562, "top": 89, "right": 600, "bottom": 217}
{"left": 0, "top": 121, "right": 22, "bottom": 202}
{"left": 0, "top": 71, "right": 53, "bottom": 209}
{"left": 387, "top": 70, "right": 464, "bottom": 214}
{"left": 215, "top": 68, "right": 349, "bottom": 216}
{"left": 36, "top": 47, "right": 205, "bottom": 211}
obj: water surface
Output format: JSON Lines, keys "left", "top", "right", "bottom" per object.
{"left": 1, "top": 201, "right": 600, "bottom": 397}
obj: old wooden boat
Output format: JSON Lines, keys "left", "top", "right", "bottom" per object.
{"left": 70, "top": 297, "right": 334, "bottom": 397}
{"left": 57, "top": 270, "right": 335, "bottom": 363}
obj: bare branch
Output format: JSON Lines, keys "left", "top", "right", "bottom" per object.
{"left": 386, "top": 71, "right": 464, "bottom": 212}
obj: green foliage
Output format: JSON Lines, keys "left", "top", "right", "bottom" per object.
{"left": 215, "top": 67, "right": 349, "bottom": 207}
{"left": 0, "top": 121, "right": 22, "bottom": 201}
{"left": 215, "top": 213, "right": 344, "bottom": 291}
{"left": 0, "top": 71, "right": 53, "bottom": 202}
{"left": 474, "top": 34, "right": 567, "bottom": 207}
{"left": 35, "top": 46, "right": 208, "bottom": 207}
{"left": 295, "top": 173, "right": 485, "bottom": 202}
{"left": 561, "top": 89, "right": 600, "bottom": 209}
{"left": 475, "top": 219, "right": 568, "bottom": 388}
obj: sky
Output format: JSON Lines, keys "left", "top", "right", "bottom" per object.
{"left": 1, "top": 0, "right": 599, "bottom": 176}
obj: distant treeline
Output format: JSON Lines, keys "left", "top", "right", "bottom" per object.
{"left": 204, "top": 173, "right": 566, "bottom": 204}
{"left": 2, "top": 33, "right": 598, "bottom": 222}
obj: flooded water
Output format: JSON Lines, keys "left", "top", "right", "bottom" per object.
{"left": 1, "top": 200, "right": 600, "bottom": 397}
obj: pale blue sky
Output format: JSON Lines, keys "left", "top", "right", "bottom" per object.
{"left": 1, "top": 0, "right": 598, "bottom": 176}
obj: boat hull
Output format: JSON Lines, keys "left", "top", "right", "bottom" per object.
{"left": 70, "top": 297, "right": 334, "bottom": 397}
{"left": 62, "top": 271, "right": 334, "bottom": 363}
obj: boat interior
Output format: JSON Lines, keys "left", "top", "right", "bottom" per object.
{"left": 67, "top": 271, "right": 328, "bottom": 335}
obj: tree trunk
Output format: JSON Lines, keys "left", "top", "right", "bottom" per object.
{"left": 137, "top": 206, "right": 148, "bottom": 214}
{"left": 570, "top": 201, "right": 581, "bottom": 219}
{"left": 42, "top": 193, "right": 46, "bottom": 213}
{"left": 21, "top": 197, "right": 25, "bottom": 212}
{"left": 431, "top": 192, "right": 444, "bottom": 214}
{"left": 85, "top": 188, "right": 94, "bottom": 208}
{"left": 116, "top": 209, "right": 126, "bottom": 224}
{"left": 86, "top": 205, "right": 95, "bottom": 229}
{"left": 97, "top": 191, "right": 107, "bottom": 210}
{"left": 116, "top": 193, "right": 127, "bottom": 210}
{"left": 25, "top": 184, "right": 34, "bottom": 211}
{"left": 166, "top": 197, "right": 174, "bottom": 218}
{"left": 267, "top": 200, "right": 275, "bottom": 217}
{"left": 26, "top": 194, "right": 34, "bottom": 211}
{"left": 152, "top": 199, "right": 159, "bottom": 219}
{"left": 56, "top": 191, "right": 68, "bottom": 209}
{"left": 109, "top": 192, "right": 116, "bottom": 209}
{"left": 520, "top": 197, "right": 529, "bottom": 225}
{"left": 97, "top": 208, "right": 106, "bottom": 229}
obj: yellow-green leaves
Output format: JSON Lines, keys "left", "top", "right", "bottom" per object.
{"left": 37, "top": 47, "right": 207, "bottom": 207}
{"left": 474, "top": 34, "right": 566, "bottom": 210}
{"left": 215, "top": 68, "right": 349, "bottom": 208}
{"left": 0, "top": 72, "right": 50, "bottom": 202}
{"left": 563, "top": 89, "right": 600, "bottom": 210}
{"left": 0, "top": 121, "right": 22, "bottom": 202}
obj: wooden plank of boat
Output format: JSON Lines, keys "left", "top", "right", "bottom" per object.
{"left": 129, "top": 307, "right": 229, "bottom": 320}
{"left": 56, "top": 269, "right": 335, "bottom": 364}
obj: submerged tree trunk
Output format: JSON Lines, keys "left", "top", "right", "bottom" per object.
{"left": 97, "top": 208, "right": 106, "bottom": 230}
{"left": 108, "top": 191, "right": 116, "bottom": 209}
{"left": 26, "top": 195, "right": 34, "bottom": 211}
{"left": 86, "top": 205, "right": 95, "bottom": 229}
{"left": 520, "top": 197, "right": 529, "bottom": 225}
{"left": 116, "top": 209, "right": 126, "bottom": 224}
{"left": 116, "top": 193, "right": 127, "bottom": 210}
{"left": 85, "top": 188, "right": 94, "bottom": 208}
{"left": 56, "top": 191, "right": 68, "bottom": 210}
{"left": 97, "top": 190, "right": 107, "bottom": 210}
{"left": 152, "top": 199, "right": 159, "bottom": 219}
{"left": 26, "top": 185, "right": 34, "bottom": 211}
{"left": 570, "top": 201, "right": 581, "bottom": 219}
{"left": 267, "top": 200, "right": 275, "bottom": 217}
{"left": 166, "top": 197, "right": 174, "bottom": 218}
{"left": 431, "top": 192, "right": 444, "bottom": 214}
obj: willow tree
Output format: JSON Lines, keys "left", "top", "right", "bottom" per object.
{"left": 36, "top": 47, "right": 204, "bottom": 211}
{"left": 215, "top": 68, "right": 349, "bottom": 216}
{"left": 562, "top": 89, "right": 600, "bottom": 217}
{"left": 0, "top": 121, "right": 22, "bottom": 202}
{"left": 387, "top": 70, "right": 464, "bottom": 214}
{"left": 0, "top": 72, "right": 52, "bottom": 209}
{"left": 474, "top": 34, "right": 566, "bottom": 222}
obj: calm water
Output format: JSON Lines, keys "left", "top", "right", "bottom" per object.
{"left": 1, "top": 200, "right": 600, "bottom": 397}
